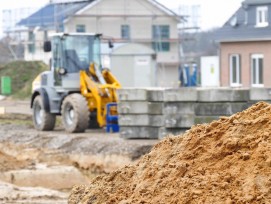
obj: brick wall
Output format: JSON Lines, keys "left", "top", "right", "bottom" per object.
{"left": 220, "top": 41, "right": 271, "bottom": 88}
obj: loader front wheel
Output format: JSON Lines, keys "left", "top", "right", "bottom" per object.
{"left": 33, "top": 95, "right": 56, "bottom": 131}
{"left": 61, "top": 93, "right": 89, "bottom": 133}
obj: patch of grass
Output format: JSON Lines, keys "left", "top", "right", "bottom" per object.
{"left": 0, "top": 113, "right": 33, "bottom": 126}
{"left": 0, "top": 61, "right": 49, "bottom": 99}
{"left": 0, "top": 119, "right": 33, "bottom": 127}
{"left": 0, "top": 114, "right": 63, "bottom": 129}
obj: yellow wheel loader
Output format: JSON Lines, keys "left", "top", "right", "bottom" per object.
{"left": 31, "top": 33, "right": 121, "bottom": 133}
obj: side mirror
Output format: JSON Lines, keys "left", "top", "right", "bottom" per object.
{"left": 108, "top": 39, "right": 114, "bottom": 49}
{"left": 44, "top": 41, "right": 51, "bottom": 52}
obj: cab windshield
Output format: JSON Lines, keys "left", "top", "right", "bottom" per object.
{"left": 61, "top": 35, "right": 101, "bottom": 73}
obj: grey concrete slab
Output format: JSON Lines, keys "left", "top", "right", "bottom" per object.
{"left": 158, "top": 127, "right": 187, "bottom": 140}
{"left": 197, "top": 88, "right": 249, "bottom": 102}
{"left": 195, "top": 102, "right": 248, "bottom": 116}
{"left": 164, "top": 114, "right": 195, "bottom": 128}
{"left": 247, "top": 101, "right": 271, "bottom": 107}
{"left": 117, "top": 88, "right": 148, "bottom": 101}
{"left": 163, "top": 88, "right": 197, "bottom": 102}
{"left": 147, "top": 89, "right": 165, "bottom": 102}
{"left": 163, "top": 102, "right": 195, "bottom": 114}
{"left": 250, "top": 88, "right": 271, "bottom": 101}
{"left": 120, "top": 126, "right": 159, "bottom": 139}
{"left": 119, "top": 115, "right": 164, "bottom": 127}
{"left": 118, "top": 101, "right": 163, "bottom": 114}
{"left": 194, "top": 116, "right": 220, "bottom": 125}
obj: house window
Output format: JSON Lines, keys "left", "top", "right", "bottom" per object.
{"left": 28, "top": 31, "right": 35, "bottom": 54}
{"left": 76, "top": 24, "right": 86, "bottom": 33}
{"left": 121, "top": 25, "right": 130, "bottom": 40}
{"left": 230, "top": 54, "right": 241, "bottom": 86}
{"left": 251, "top": 54, "right": 264, "bottom": 87}
{"left": 152, "top": 25, "right": 170, "bottom": 52}
{"left": 256, "top": 6, "right": 268, "bottom": 27}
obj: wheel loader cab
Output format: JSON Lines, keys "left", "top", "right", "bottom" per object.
{"left": 45, "top": 33, "right": 102, "bottom": 87}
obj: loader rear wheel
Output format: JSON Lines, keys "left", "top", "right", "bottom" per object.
{"left": 61, "top": 93, "right": 89, "bottom": 133}
{"left": 33, "top": 95, "right": 56, "bottom": 131}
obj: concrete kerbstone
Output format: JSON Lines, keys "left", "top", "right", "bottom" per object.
{"left": 250, "top": 88, "right": 271, "bottom": 101}
{"left": 147, "top": 89, "right": 165, "bottom": 102}
{"left": 197, "top": 88, "right": 249, "bottom": 102}
{"left": 119, "top": 115, "right": 164, "bottom": 127}
{"left": 163, "top": 102, "right": 195, "bottom": 114}
{"left": 120, "top": 126, "right": 159, "bottom": 139}
{"left": 117, "top": 88, "right": 148, "bottom": 101}
{"left": 164, "top": 114, "right": 195, "bottom": 128}
{"left": 195, "top": 102, "right": 248, "bottom": 116}
{"left": 118, "top": 101, "right": 163, "bottom": 115}
{"left": 194, "top": 116, "right": 220, "bottom": 125}
{"left": 163, "top": 88, "right": 197, "bottom": 102}
{"left": 158, "top": 127, "right": 187, "bottom": 140}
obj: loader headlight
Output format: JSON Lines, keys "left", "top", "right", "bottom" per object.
{"left": 32, "top": 75, "right": 41, "bottom": 93}
{"left": 58, "top": 68, "right": 67, "bottom": 75}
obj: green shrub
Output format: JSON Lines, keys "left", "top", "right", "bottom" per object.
{"left": 0, "top": 61, "right": 49, "bottom": 99}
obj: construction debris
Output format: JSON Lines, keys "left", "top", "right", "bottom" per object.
{"left": 69, "top": 102, "right": 271, "bottom": 203}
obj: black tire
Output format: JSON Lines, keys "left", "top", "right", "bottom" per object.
{"left": 61, "top": 93, "right": 89, "bottom": 133}
{"left": 33, "top": 95, "right": 56, "bottom": 131}
{"left": 88, "top": 111, "right": 100, "bottom": 129}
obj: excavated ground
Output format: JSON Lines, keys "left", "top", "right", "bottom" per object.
{"left": 0, "top": 112, "right": 156, "bottom": 203}
{"left": 69, "top": 102, "right": 271, "bottom": 204}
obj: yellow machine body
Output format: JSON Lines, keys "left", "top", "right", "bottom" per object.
{"left": 80, "top": 63, "right": 121, "bottom": 127}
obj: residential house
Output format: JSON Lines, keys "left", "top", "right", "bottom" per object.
{"left": 17, "top": 0, "right": 183, "bottom": 87}
{"left": 215, "top": 0, "right": 271, "bottom": 88}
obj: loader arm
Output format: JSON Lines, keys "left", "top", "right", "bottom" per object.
{"left": 80, "top": 63, "right": 121, "bottom": 127}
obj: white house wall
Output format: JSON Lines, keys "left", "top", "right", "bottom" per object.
{"left": 23, "top": 0, "right": 180, "bottom": 87}
{"left": 64, "top": 0, "right": 180, "bottom": 87}
{"left": 157, "top": 65, "right": 179, "bottom": 87}
{"left": 24, "top": 30, "right": 53, "bottom": 64}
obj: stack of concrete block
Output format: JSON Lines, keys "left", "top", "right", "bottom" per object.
{"left": 117, "top": 88, "right": 252, "bottom": 140}
{"left": 159, "top": 88, "right": 197, "bottom": 139}
{"left": 195, "top": 88, "right": 249, "bottom": 124}
{"left": 249, "top": 88, "right": 271, "bottom": 105}
{"left": 117, "top": 88, "right": 164, "bottom": 139}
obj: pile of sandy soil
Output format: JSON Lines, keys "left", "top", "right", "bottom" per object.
{"left": 0, "top": 150, "right": 31, "bottom": 172}
{"left": 69, "top": 102, "right": 271, "bottom": 203}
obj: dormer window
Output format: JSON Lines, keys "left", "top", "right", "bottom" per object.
{"left": 256, "top": 6, "right": 268, "bottom": 27}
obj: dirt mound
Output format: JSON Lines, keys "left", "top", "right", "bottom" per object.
{"left": 69, "top": 102, "right": 271, "bottom": 203}
{"left": 0, "top": 149, "right": 31, "bottom": 172}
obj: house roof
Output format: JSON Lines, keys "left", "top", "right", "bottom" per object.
{"left": 215, "top": 1, "right": 271, "bottom": 42}
{"left": 72, "top": 0, "right": 184, "bottom": 23}
{"left": 148, "top": 0, "right": 185, "bottom": 21}
{"left": 243, "top": 0, "right": 271, "bottom": 5}
{"left": 18, "top": 0, "right": 184, "bottom": 29}
{"left": 17, "top": 1, "right": 93, "bottom": 29}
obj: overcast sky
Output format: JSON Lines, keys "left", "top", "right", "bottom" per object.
{"left": 0, "top": 0, "right": 243, "bottom": 35}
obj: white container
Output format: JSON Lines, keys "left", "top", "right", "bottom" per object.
{"left": 200, "top": 56, "right": 220, "bottom": 87}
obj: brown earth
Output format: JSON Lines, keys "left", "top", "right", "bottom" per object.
{"left": 0, "top": 150, "right": 32, "bottom": 172}
{"left": 69, "top": 102, "right": 271, "bottom": 204}
{"left": 0, "top": 106, "right": 157, "bottom": 203}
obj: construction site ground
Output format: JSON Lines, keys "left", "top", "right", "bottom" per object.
{"left": 0, "top": 99, "right": 158, "bottom": 203}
